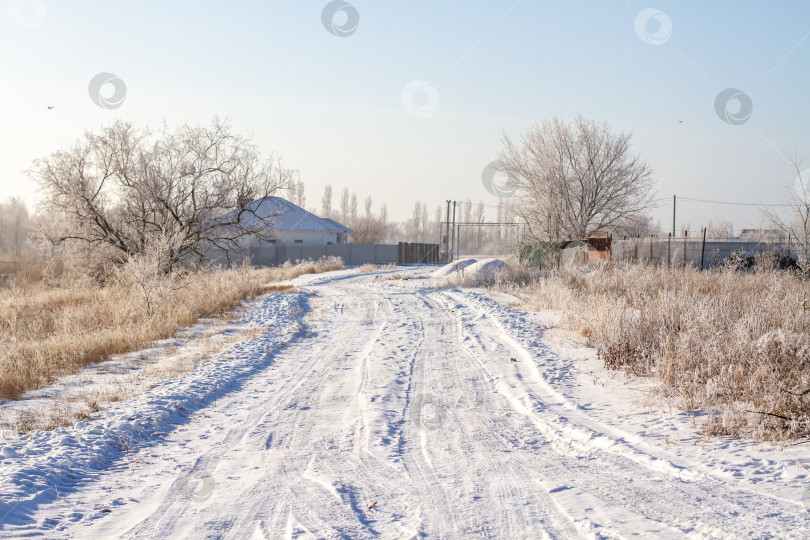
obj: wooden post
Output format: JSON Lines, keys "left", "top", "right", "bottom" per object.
{"left": 700, "top": 227, "right": 707, "bottom": 270}
{"left": 667, "top": 232, "right": 671, "bottom": 267}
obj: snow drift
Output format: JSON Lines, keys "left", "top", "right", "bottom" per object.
{"left": 431, "top": 258, "right": 478, "bottom": 278}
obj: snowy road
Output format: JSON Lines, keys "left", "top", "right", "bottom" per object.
{"left": 2, "top": 267, "right": 810, "bottom": 538}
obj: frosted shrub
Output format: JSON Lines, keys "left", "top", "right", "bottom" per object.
{"left": 510, "top": 263, "right": 810, "bottom": 440}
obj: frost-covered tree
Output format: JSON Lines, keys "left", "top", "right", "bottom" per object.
{"left": 321, "top": 185, "right": 333, "bottom": 218}
{"left": 31, "top": 118, "right": 290, "bottom": 270}
{"left": 499, "top": 115, "right": 654, "bottom": 242}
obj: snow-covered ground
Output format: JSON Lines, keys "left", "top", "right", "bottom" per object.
{"left": 0, "top": 296, "right": 295, "bottom": 432}
{"left": 1, "top": 266, "right": 810, "bottom": 538}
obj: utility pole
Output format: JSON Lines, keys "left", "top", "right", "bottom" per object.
{"left": 445, "top": 200, "right": 451, "bottom": 261}
{"left": 451, "top": 201, "right": 457, "bottom": 261}
{"left": 672, "top": 195, "right": 676, "bottom": 237}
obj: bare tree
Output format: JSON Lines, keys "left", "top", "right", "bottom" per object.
{"left": 763, "top": 150, "right": 810, "bottom": 263}
{"left": 0, "top": 197, "right": 32, "bottom": 263}
{"left": 116, "top": 231, "right": 186, "bottom": 316}
{"left": 350, "top": 193, "right": 358, "bottom": 223}
{"left": 707, "top": 219, "right": 734, "bottom": 240}
{"left": 475, "top": 201, "right": 485, "bottom": 224}
{"left": 31, "top": 118, "right": 289, "bottom": 271}
{"left": 408, "top": 201, "right": 423, "bottom": 241}
{"left": 351, "top": 216, "right": 386, "bottom": 244}
{"left": 350, "top": 199, "right": 388, "bottom": 244}
{"left": 613, "top": 213, "right": 656, "bottom": 238}
{"left": 379, "top": 204, "right": 389, "bottom": 242}
{"left": 420, "top": 204, "right": 429, "bottom": 242}
{"left": 474, "top": 200, "right": 485, "bottom": 250}
{"left": 364, "top": 196, "right": 373, "bottom": 218}
{"left": 433, "top": 204, "right": 442, "bottom": 244}
{"left": 499, "top": 115, "right": 655, "bottom": 242}
{"left": 321, "top": 184, "right": 333, "bottom": 218}
{"left": 340, "top": 187, "right": 350, "bottom": 221}
{"left": 290, "top": 177, "right": 306, "bottom": 207}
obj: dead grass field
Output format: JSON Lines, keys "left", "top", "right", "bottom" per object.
{"left": 0, "top": 256, "right": 343, "bottom": 401}
{"left": 501, "top": 264, "right": 810, "bottom": 441}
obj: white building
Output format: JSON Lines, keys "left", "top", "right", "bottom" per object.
{"left": 246, "top": 196, "right": 353, "bottom": 246}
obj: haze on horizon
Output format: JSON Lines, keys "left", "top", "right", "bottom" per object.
{"left": 1, "top": 0, "right": 808, "bottom": 232}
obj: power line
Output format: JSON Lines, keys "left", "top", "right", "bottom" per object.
{"left": 678, "top": 196, "right": 790, "bottom": 207}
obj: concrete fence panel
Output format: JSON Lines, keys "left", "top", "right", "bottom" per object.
{"left": 207, "top": 243, "right": 400, "bottom": 267}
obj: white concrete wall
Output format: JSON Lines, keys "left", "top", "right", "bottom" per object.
{"left": 249, "top": 230, "right": 339, "bottom": 247}
{"left": 209, "top": 244, "right": 399, "bottom": 267}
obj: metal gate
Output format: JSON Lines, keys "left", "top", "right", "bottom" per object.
{"left": 398, "top": 242, "right": 440, "bottom": 265}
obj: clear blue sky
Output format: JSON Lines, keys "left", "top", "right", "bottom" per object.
{"left": 1, "top": 1, "right": 808, "bottom": 231}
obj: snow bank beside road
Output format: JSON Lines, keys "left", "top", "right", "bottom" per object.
{"left": 432, "top": 257, "right": 514, "bottom": 285}
{"left": 0, "top": 291, "right": 306, "bottom": 526}
{"left": 430, "top": 257, "right": 478, "bottom": 278}
{"left": 464, "top": 258, "right": 512, "bottom": 280}
{"left": 430, "top": 258, "right": 512, "bottom": 282}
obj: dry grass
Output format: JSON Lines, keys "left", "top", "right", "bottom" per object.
{"left": 262, "top": 284, "right": 296, "bottom": 293}
{"left": 0, "top": 256, "right": 343, "bottom": 401}
{"left": 376, "top": 273, "right": 408, "bottom": 281}
{"left": 7, "top": 402, "right": 75, "bottom": 432}
{"left": 263, "top": 256, "right": 345, "bottom": 282}
{"left": 1, "top": 323, "right": 279, "bottom": 433}
{"left": 503, "top": 264, "right": 810, "bottom": 441}
{"left": 356, "top": 263, "right": 396, "bottom": 273}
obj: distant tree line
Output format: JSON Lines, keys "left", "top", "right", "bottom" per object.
{"left": 289, "top": 179, "right": 520, "bottom": 249}
{"left": 17, "top": 114, "right": 805, "bottom": 280}
{"left": 0, "top": 197, "right": 36, "bottom": 277}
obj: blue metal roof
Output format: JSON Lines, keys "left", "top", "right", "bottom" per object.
{"left": 247, "top": 197, "right": 354, "bottom": 233}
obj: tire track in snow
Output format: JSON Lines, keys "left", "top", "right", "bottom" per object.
{"left": 437, "top": 288, "right": 810, "bottom": 538}
{"left": 121, "top": 293, "right": 373, "bottom": 538}
{"left": 227, "top": 288, "right": 401, "bottom": 538}
{"left": 402, "top": 299, "right": 460, "bottom": 538}
{"left": 428, "top": 291, "right": 583, "bottom": 538}
{"left": 8, "top": 268, "right": 810, "bottom": 539}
